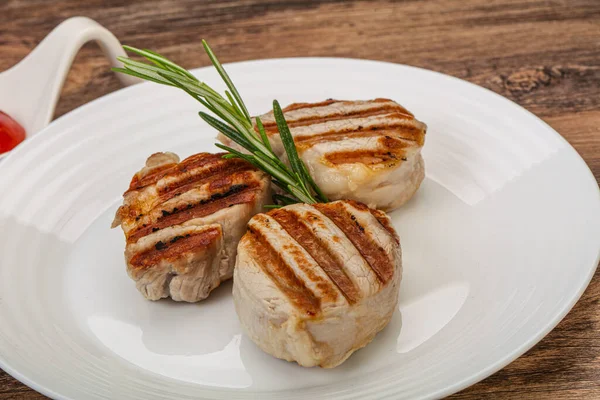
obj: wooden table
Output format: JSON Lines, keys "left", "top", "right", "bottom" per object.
{"left": 1, "top": 0, "right": 599, "bottom": 398}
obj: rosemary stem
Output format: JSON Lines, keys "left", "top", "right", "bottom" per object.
{"left": 115, "top": 42, "right": 326, "bottom": 207}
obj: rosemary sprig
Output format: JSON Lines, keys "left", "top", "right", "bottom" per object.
{"left": 114, "top": 40, "right": 328, "bottom": 206}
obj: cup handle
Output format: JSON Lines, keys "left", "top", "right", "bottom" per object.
{"left": 0, "top": 16, "right": 138, "bottom": 136}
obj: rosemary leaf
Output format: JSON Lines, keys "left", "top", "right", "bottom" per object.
{"left": 205, "top": 97, "right": 252, "bottom": 138}
{"left": 196, "top": 97, "right": 229, "bottom": 123}
{"left": 273, "top": 194, "right": 298, "bottom": 206}
{"left": 225, "top": 90, "right": 245, "bottom": 120}
{"left": 118, "top": 57, "right": 192, "bottom": 82}
{"left": 200, "top": 112, "right": 256, "bottom": 151}
{"left": 273, "top": 100, "right": 304, "bottom": 177}
{"left": 251, "top": 153, "right": 299, "bottom": 188}
{"left": 214, "top": 144, "right": 253, "bottom": 161}
{"left": 288, "top": 185, "right": 317, "bottom": 204}
{"left": 124, "top": 45, "right": 198, "bottom": 82}
{"left": 119, "top": 56, "right": 224, "bottom": 102}
{"left": 202, "top": 40, "right": 251, "bottom": 123}
{"left": 111, "top": 67, "right": 169, "bottom": 86}
{"left": 255, "top": 117, "right": 273, "bottom": 153}
{"left": 115, "top": 41, "right": 328, "bottom": 206}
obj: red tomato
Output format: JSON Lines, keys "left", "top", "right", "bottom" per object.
{"left": 0, "top": 111, "right": 26, "bottom": 154}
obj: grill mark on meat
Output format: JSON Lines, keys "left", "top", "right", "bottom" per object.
{"left": 324, "top": 149, "right": 407, "bottom": 165}
{"left": 323, "top": 135, "right": 412, "bottom": 165}
{"left": 282, "top": 99, "right": 338, "bottom": 112}
{"left": 159, "top": 156, "right": 253, "bottom": 194}
{"left": 127, "top": 183, "right": 258, "bottom": 243}
{"left": 295, "top": 125, "right": 424, "bottom": 150}
{"left": 129, "top": 227, "right": 221, "bottom": 270}
{"left": 174, "top": 152, "right": 225, "bottom": 174}
{"left": 125, "top": 153, "right": 224, "bottom": 194}
{"left": 253, "top": 214, "right": 340, "bottom": 305}
{"left": 158, "top": 163, "right": 256, "bottom": 203}
{"left": 280, "top": 98, "right": 409, "bottom": 114}
{"left": 269, "top": 208, "right": 360, "bottom": 304}
{"left": 314, "top": 203, "right": 394, "bottom": 283}
{"left": 291, "top": 117, "right": 424, "bottom": 144}
{"left": 127, "top": 163, "right": 177, "bottom": 193}
{"left": 280, "top": 242, "right": 340, "bottom": 305}
{"left": 245, "top": 227, "right": 321, "bottom": 316}
{"left": 122, "top": 167, "right": 258, "bottom": 224}
{"left": 261, "top": 106, "right": 412, "bottom": 134}
{"left": 342, "top": 200, "right": 400, "bottom": 245}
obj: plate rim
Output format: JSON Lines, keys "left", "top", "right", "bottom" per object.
{"left": 0, "top": 56, "right": 599, "bottom": 400}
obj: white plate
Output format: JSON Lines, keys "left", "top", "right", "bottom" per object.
{"left": 0, "top": 58, "right": 599, "bottom": 400}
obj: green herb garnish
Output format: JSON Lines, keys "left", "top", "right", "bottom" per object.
{"left": 113, "top": 40, "right": 328, "bottom": 206}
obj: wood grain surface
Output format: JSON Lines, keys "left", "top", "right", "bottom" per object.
{"left": 1, "top": 0, "right": 599, "bottom": 398}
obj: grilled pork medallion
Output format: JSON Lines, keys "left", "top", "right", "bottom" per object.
{"left": 220, "top": 99, "right": 427, "bottom": 211}
{"left": 112, "top": 152, "right": 271, "bottom": 302}
{"left": 233, "top": 200, "right": 402, "bottom": 368}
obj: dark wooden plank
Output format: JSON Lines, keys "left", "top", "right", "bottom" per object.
{"left": 1, "top": 0, "right": 599, "bottom": 398}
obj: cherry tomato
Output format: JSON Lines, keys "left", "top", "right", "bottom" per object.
{"left": 0, "top": 111, "right": 26, "bottom": 154}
